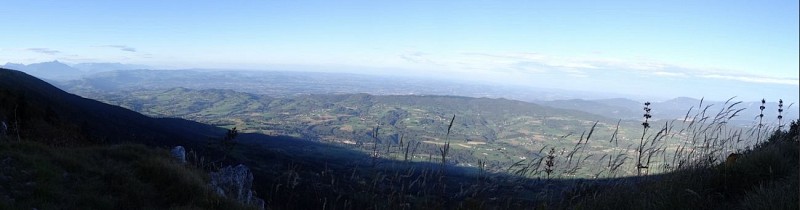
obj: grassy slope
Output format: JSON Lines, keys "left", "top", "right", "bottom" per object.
{"left": 0, "top": 140, "right": 254, "bottom": 210}
{"left": 572, "top": 125, "right": 799, "bottom": 210}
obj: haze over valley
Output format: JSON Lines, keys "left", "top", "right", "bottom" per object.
{"left": 4, "top": 60, "right": 795, "bottom": 175}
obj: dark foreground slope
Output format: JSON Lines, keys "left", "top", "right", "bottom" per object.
{"left": 0, "top": 141, "right": 255, "bottom": 209}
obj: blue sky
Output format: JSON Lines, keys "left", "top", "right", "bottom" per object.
{"left": 1, "top": 0, "right": 798, "bottom": 101}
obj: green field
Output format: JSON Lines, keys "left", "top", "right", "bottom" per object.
{"left": 87, "top": 88, "right": 762, "bottom": 178}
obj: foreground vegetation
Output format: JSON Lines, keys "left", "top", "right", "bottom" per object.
{"left": 575, "top": 122, "right": 799, "bottom": 209}
{"left": 0, "top": 140, "right": 254, "bottom": 209}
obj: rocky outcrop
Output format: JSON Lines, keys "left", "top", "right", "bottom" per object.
{"left": 209, "top": 164, "right": 265, "bottom": 210}
{"left": 0, "top": 121, "right": 7, "bottom": 136}
{"left": 170, "top": 146, "right": 186, "bottom": 164}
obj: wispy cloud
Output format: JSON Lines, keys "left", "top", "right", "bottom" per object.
{"left": 461, "top": 52, "right": 600, "bottom": 71}
{"left": 448, "top": 52, "right": 798, "bottom": 86}
{"left": 399, "top": 51, "right": 434, "bottom": 64}
{"left": 26, "top": 48, "right": 60, "bottom": 55}
{"left": 100, "top": 45, "right": 137, "bottom": 52}
{"left": 568, "top": 73, "right": 590, "bottom": 78}
{"left": 652, "top": 71, "right": 687, "bottom": 77}
{"left": 701, "top": 74, "right": 799, "bottom": 85}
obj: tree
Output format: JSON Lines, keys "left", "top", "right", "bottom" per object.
{"left": 219, "top": 127, "right": 239, "bottom": 162}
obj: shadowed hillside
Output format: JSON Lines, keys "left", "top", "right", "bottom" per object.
{"left": 0, "top": 68, "right": 224, "bottom": 146}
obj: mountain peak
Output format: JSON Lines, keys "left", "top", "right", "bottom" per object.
{"left": 1, "top": 60, "right": 81, "bottom": 80}
{"left": 34, "top": 60, "right": 71, "bottom": 67}
{"left": 71, "top": 62, "right": 149, "bottom": 72}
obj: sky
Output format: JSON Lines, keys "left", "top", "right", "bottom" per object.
{"left": 1, "top": 0, "right": 798, "bottom": 102}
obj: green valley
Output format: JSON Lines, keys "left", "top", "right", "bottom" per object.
{"left": 83, "top": 87, "right": 746, "bottom": 177}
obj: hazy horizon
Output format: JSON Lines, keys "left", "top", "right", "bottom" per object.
{"left": 2, "top": 1, "right": 798, "bottom": 103}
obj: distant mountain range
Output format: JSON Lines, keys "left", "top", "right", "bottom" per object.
{"left": 2, "top": 61, "right": 83, "bottom": 80}
{"left": 1, "top": 60, "right": 147, "bottom": 81}
{"left": 71, "top": 62, "right": 149, "bottom": 73}
{"left": 58, "top": 68, "right": 624, "bottom": 101}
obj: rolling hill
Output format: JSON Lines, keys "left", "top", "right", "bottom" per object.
{"left": 81, "top": 87, "right": 658, "bottom": 176}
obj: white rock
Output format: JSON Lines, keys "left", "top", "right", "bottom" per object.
{"left": 170, "top": 146, "right": 186, "bottom": 164}
{"left": 209, "top": 164, "right": 265, "bottom": 210}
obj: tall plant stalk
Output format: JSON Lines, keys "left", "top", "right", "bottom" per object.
{"left": 757, "top": 99, "right": 765, "bottom": 144}
{"left": 637, "top": 102, "right": 652, "bottom": 176}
